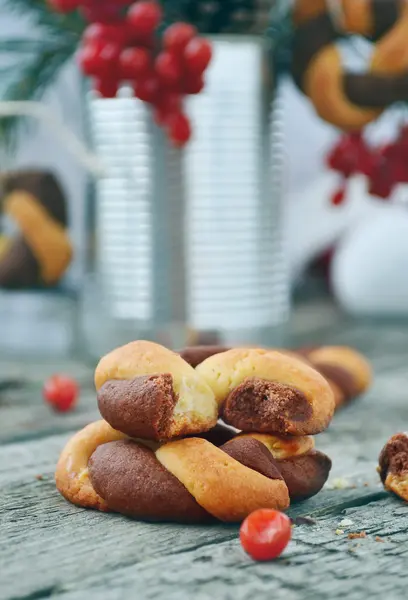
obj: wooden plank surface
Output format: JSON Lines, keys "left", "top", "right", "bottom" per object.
{"left": 1, "top": 301, "right": 408, "bottom": 600}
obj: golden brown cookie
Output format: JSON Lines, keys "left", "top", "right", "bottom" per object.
{"left": 292, "top": 0, "right": 408, "bottom": 130}
{"left": 378, "top": 432, "right": 408, "bottom": 502}
{"left": 95, "top": 340, "right": 218, "bottom": 441}
{"left": 233, "top": 433, "right": 331, "bottom": 502}
{"left": 156, "top": 437, "right": 290, "bottom": 521}
{"left": 196, "top": 348, "right": 335, "bottom": 436}
{"left": 4, "top": 190, "right": 72, "bottom": 285}
{"left": 56, "top": 422, "right": 290, "bottom": 522}
{"left": 55, "top": 420, "right": 128, "bottom": 511}
{"left": 306, "top": 346, "right": 372, "bottom": 406}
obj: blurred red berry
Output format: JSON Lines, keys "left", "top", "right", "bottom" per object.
{"left": 168, "top": 112, "right": 191, "bottom": 146}
{"left": 43, "top": 375, "right": 79, "bottom": 413}
{"left": 48, "top": 0, "right": 79, "bottom": 12}
{"left": 184, "top": 38, "right": 212, "bottom": 74}
{"left": 120, "top": 47, "right": 151, "bottom": 80}
{"left": 331, "top": 186, "right": 346, "bottom": 206}
{"left": 127, "top": 1, "right": 162, "bottom": 36}
{"left": 94, "top": 78, "right": 119, "bottom": 98}
{"left": 134, "top": 74, "right": 160, "bottom": 103}
{"left": 184, "top": 73, "right": 205, "bottom": 94}
{"left": 163, "top": 23, "right": 198, "bottom": 56}
{"left": 83, "top": 23, "right": 128, "bottom": 46}
{"left": 78, "top": 40, "right": 121, "bottom": 78}
{"left": 155, "top": 52, "right": 183, "bottom": 87}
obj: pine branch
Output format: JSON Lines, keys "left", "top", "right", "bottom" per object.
{"left": 0, "top": 43, "right": 76, "bottom": 148}
{"left": 1, "top": 0, "right": 84, "bottom": 39}
{"left": 0, "top": 0, "right": 84, "bottom": 147}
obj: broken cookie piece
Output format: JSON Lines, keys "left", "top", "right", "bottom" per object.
{"left": 379, "top": 432, "right": 408, "bottom": 501}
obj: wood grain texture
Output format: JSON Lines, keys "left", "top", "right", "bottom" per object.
{"left": 1, "top": 301, "right": 408, "bottom": 599}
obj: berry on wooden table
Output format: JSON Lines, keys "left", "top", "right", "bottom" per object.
{"left": 43, "top": 375, "right": 79, "bottom": 413}
{"left": 240, "top": 509, "right": 292, "bottom": 562}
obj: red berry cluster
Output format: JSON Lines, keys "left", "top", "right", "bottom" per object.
{"left": 327, "top": 127, "right": 408, "bottom": 206}
{"left": 48, "top": 1, "right": 213, "bottom": 147}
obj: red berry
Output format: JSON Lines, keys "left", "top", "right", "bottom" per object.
{"left": 95, "top": 78, "right": 119, "bottom": 98}
{"left": 331, "top": 187, "right": 346, "bottom": 206}
{"left": 120, "top": 47, "right": 151, "bottom": 80}
{"left": 168, "top": 112, "right": 191, "bottom": 146}
{"left": 48, "top": 0, "right": 79, "bottom": 12}
{"left": 184, "top": 38, "right": 212, "bottom": 74}
{"left": 127, "top": 1, "right": 162, "bottom": 36}
{"left": 184, "top": 73, "right": 205, "bottom": 94}
{"left": 78, "top": 40, "right": 120, "bottom": 78}
{"left": 163, "top": 23, "right": 198, "bottom": 56}
{"left": 81, "top": 3, "right": 122, "bottom": 24}
{"left": 155, "top": 52, "right": 183, "bottom": 87}
{"left": 157, "top": 91, "right": 182, "bottom": 114}
{"left": 240, "top": 509, "right": 292, "bottom": 562}
{"left": 154, "top": 92, "right": 182, "bottom": 125}
{"left": 43, "top": 375, "right": 79, "bottom": 413}
{"left": 134, "top": 75, "right": 160, "bottom": 103}
{"left": 83, "top": 23, "right": 128, "bottom": 46}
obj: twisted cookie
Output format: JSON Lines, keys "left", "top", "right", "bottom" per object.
{"left": 196, "top": 348, "right": 335, "bottom": 435}
{"left": 292, "top": 0, "right": 408, "bottom": 130}
{"left": 296, "top": 346, "right": 372, "bottom": 410}
{"left": 378, "top": 433, "right": 408, "bottom": 502}
{"left": 56, "top": 421, "right": 290, "bottom": 522}
{"left": 56, "top": 342, "right": 334, "bottom": 523}
{"left": 227, "top": 433, "right": 331, "bottom": 502}
{"left": 95, "top": 340, "right": 218, "bottom": 441}
{"left": 0, "top": 171, "right": 72, "bottom": 288}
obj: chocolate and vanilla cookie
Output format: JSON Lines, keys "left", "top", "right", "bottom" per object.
{"left": 95, "top": 340, "right": 219, "bottom": 441}
{"left": 196, "top": 348, "right": 335, "bottom": 436}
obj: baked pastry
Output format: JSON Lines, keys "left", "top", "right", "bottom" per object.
{"left": 0, "top": 171, "right": 73, "bottom": 288}
{"left": 178, "top": 345, "right": 231, "bottom": 368}
{"left": 297, "top": 346, "right": 372, "bottom": 410}
{"left": 228, "top": 432, "right": 331, "bottom": 502}
{"left": 291, "top": 0, "right": 408, "bottom": 130}
{"left": 95, "top": 340, "right": 219, "bottom": 441}
{"left": 56, "top": 420, "right": 290, "bottom": 522}
{"left": 196, "top": 348, "right": 335, "bottom": 435}
{"left": 56, "top": 420, "right": 332, "bottom": 520}
{"left": 378, "top": 432, "right": 408, "bottom": 502}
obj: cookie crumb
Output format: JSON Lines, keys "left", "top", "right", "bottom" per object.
{"left": 335, "top": 529, "right": 344, "bottom": 535}
{"left": 328, "top": 477, "right": 354, "bottom": 490}
{"left": 363, "top": 482, "right": 369, "bottom": 487}
{"left": 339, "top": 518, "right": 354, "bottom": 527}
{"left": 35, "top": 474, "right": 45, "bottom": 480}
{"left": 348, "top": 532, "right": 367, "bottom": 540}
{"left": 375, "top": 536, "right": 384, "bottom": 543}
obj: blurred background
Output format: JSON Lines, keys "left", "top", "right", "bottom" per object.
{"left": 1, "top": 0, "right": 408, "bottom": 363}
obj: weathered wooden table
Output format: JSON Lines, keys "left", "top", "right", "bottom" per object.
{"left": 2, "top": 300, "right": 408, "bottom": 600}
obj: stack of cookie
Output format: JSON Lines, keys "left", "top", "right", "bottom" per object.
{"left": 56, "top": 341, "right": 335, "bottom": 523}
{"left": 181, "top": 344, "right": 372, "bottom": 412}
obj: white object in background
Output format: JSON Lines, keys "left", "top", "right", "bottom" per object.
{"left": 331, "top": 205, "right": 408, "bottom": 316}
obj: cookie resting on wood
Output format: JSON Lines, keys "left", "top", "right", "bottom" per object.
{"left": 179, "top": 344, "right": 372, "bottom": 411}
{"left": 379, "top": 432, "right": 408, "bottom": 502}
{"left": 55, "top": 420, "right": 332, "bottom": 522}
